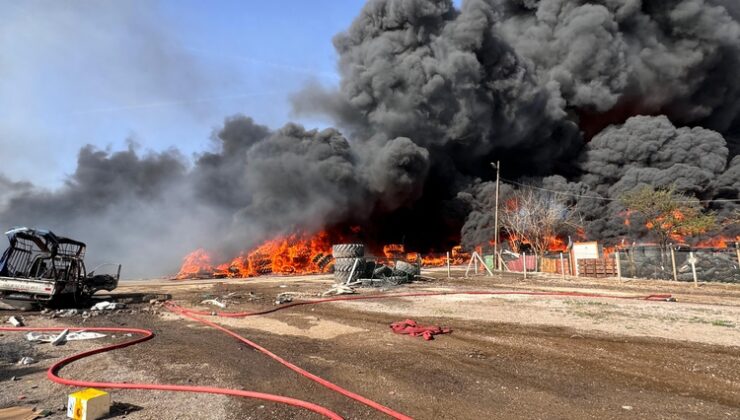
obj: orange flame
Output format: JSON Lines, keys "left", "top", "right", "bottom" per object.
{"left": 695, "top": 236, "right": 738, "bottom": 249}
{"left": 176, "top": 231, "right": 335, "bottom": 279}
{"left": 176, "top": 249, "right": 214, "bottom": 279}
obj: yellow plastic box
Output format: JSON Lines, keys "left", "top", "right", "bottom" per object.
{"left": 67, "top": 388, "right": 111, "bottom": 420}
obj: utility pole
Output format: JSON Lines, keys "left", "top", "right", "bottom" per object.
{"left": 491, "top": 161, "right": 500, "bottom": 270}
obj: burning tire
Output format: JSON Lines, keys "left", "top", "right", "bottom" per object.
{"left": 394, "top": 261, "right": 420, "bottom": 277}
{"left": 333, "top": 257, "right": 366, "bottom": 272}
{"left": 332, "top": 244, "right": 365, "bottom": 258}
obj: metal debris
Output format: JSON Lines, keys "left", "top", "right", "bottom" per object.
{"left": 321, "top": 285, "right": 357, "bottom": 296}
{"left": 200, "top": 299, "right": 227, "bottom": 309}
{"left": 51, "top": 329, "right": 69, "bottom": 346}
{"left": 26, "top": 331, "right": 106, "bottom": 343}
{"left": 91, "top": 301, "right": 126, "bottom": 311}
{"left": 275, "top": 293, "right": 293, "bottom": 305}
{"left": 8, "top": 316, "right": 24, "bottom": 327}
{"left": 17, "top": 356, "right": 36, "bottom": 365}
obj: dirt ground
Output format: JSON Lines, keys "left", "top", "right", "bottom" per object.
{"left": 2, "top": 270, "right": 740, "bottom": 419}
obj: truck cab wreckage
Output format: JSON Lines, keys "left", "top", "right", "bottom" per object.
{"left": 0, "top": 227, "right": 120, "bottom": 308}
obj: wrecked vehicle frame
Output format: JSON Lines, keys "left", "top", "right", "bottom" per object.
{"left": 0, "top": 227, "right": 120, "bottom": 307}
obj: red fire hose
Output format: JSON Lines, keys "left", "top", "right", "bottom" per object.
{"left": 1, "top": 325, "right": 344, "bottom": 419}
{"left": 0, "top": 290, "right": 672, "bottom": 419}
{"left": 170, "top": 290, "right": 673, "bottom": 318}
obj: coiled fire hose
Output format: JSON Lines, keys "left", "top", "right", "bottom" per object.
{"left": 0, "top": 290, "right": 672, "bottom": 419}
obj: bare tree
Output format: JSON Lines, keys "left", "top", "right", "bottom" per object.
{"left": 499, "top": 187, "right": 582, "bottom": 258}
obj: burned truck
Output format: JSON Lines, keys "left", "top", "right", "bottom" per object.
{"left": 0, "top": 228, "right": 120, "bottom": 307}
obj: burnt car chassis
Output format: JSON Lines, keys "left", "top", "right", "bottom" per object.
{"left": 0, "top": 227, "right": 120, "bottom": 307}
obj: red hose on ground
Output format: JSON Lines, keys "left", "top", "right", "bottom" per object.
{"left": 172, "top": 290, "right": 673, "bottom": 318}
{"left": 0, "top": 326, "right": 343, "bottom": 419}
{"left": 0, "top": 289, "right": 672, "bottom": 419}
{"left": 166, "top": 304, "right": 414, "bottom": 420}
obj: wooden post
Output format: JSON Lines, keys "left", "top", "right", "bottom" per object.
{"left": 735, "top": 242, "right": 740, "bottom": 269}
{"left": 499, "top": 254, "right": 509, "bottom": 272}
{"left": 689, "top": 251, "right": 698, "bottom": 287}
{"left": 446, "top": 251, "right": 451, "bottom": 278}
{"left": 474, "top": 253, "right": 479, "bottom": 275}
{"left": 670, "top": 245, "right": 678, "bottom": 282}
{"left": 615, "top": 250, "right": 622, "bottom": 281}
{"left": 560, "top": 252, "right": 566, "bottom": 280}
{"left": 465, "top": 253, "right": 474, "bottom": 278}
{"left": 523, "top": 251, "right": 527, "bottom": 279}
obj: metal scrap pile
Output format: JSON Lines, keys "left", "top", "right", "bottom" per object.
{"left": 332, "top": 244, "right": 421, "bottom": 287}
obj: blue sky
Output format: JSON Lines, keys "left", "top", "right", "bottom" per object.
{"left": 1, "top": 0, "right": 372, "bottom": 187}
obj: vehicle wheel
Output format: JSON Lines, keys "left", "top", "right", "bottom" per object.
{"left": 332, "top": 244, "right": 365, "bottom": 258}
{"left": 373, "top": 265, "right": 393, "bottom": 278}
{"left": 334, "top": 270, "right": 362, "bottom": 284}
{"left": 395, "top": 261, "right": 420, "bottom": 277}
{"left": 333, "top": 257, "right": 365, "bottom": 272}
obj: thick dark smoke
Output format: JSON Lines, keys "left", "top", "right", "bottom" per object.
{"left": 568, "top": 115, "right": 736, "bottom": 242}
{"left": 2, "top": 0, "right": 739, "bottom": 278}
{"left": 294, "top": 0, "right": 582, "bottom": 175}
{"left": 495, "top": 0, "right": 740, "bottom": 152}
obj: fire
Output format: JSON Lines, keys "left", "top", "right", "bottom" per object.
{"left": 176, "top": 249, "right": 214, "bottom": 279}
{"left": 381, "top": 243, "right": 450, "bottom": 267}
{"left": 176, "top": 233, "right": 466, "bottom": 279}
{"left": 695, "top": 236, "right": 738, "bottom": 249}
{"left": 176, "top": 231, "right": 334, "bottom": 279}
{"left": 545, "top": 235, "right": 567, "bottom": 252}
{"left": 382, "top": 244, "right": 405, "bottom": 259}
{"left": 450, "top": 245, "right": 469, "bottom": 264}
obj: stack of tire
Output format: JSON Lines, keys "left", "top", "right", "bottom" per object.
{"left": 332, "top": 244, "right": 365, "bottom": 284}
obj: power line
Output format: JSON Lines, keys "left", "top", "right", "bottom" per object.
{"left": 499, "top": 177, "right": 740, "bottom": 204}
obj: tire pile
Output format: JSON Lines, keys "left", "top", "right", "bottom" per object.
{"left": 332, "top": 244, "right": 366, "bottom": 284}
{"left": 332, "top": 243, "right": 421, "bottom": 287}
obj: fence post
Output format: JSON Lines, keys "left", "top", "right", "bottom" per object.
{"left": 446, "top": 251, "right": 451, "bottom": 278}
{"left": 560, "top": 252, "right": 565, "bottom": 280}
{"left": 615, "top": 250, "right": 621, "bottom": 281}
{"left": 670, "top": 245, "right": 678, "bottom": 282}
{"left": 465, "top": 253, "right": 474, "bottom": 278}
{"left": 689, "top": 251, "right": 698, "bottom": 288}
{"left": 736, "top": 242, "right": 740, "bottom": 269}
{"left": 523, "top": 252, "right": 527, "bottom": 279}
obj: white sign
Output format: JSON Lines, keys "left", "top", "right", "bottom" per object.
{"left": 573, "top": 242, "right": 599, "bottom": 260}
{"left": 572, "top": 242, "right": 600, "bottom": 276}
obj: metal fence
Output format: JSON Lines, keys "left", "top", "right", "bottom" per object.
{"left": 487, "top": 245, "right": 740, "bottom": 284}
{"left": 617, "top": 246, "right": 740, "bottom": 283}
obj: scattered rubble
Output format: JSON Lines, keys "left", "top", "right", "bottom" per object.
{"left": 8, "top": 316, "right": 24, "bottom": 327}
{"left": 17, "top": 356, "right": 36, "bottom": 365}
{"left": 321, "top": 285, "right": 356, "bottom": 296}
{"left": 26, "top": 331, "right": 106, "bottom": 343}
{"left": 275, "top": 293, "right": 293, "bottom": 305}
{"left": 51, "top": 309, "right": 79, "bottom": 318}
{"left": 91, "top": 301, "right": 126, "bottom": 311}
{"left": 200, "top": 299, "right": 227, "bottom": 309}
